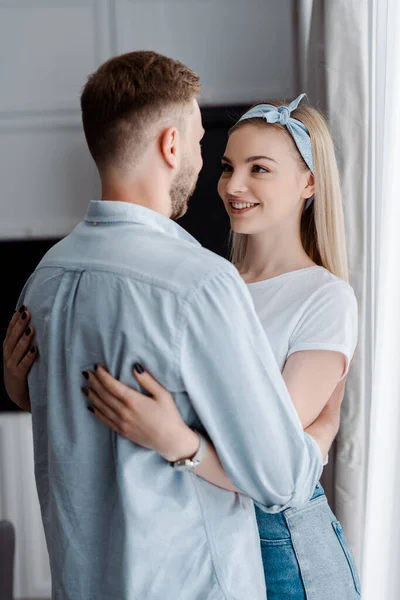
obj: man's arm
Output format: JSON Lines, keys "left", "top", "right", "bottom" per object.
{"left": 179, "top": 267, "right": 329, "bottom": 511}
{"left": 186, "top": 355, "right": 348, "bottom": 492}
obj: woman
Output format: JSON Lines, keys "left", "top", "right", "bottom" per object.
{"left": 5, "top": 94, "right": 360, "bottom": 598}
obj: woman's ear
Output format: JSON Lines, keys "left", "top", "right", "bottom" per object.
{"left": 159, "top": 127, "right": 179, "bottom": 169}
{"left": 302, "top": 171, "right": 315, "bottom": 199}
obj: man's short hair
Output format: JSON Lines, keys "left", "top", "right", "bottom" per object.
{"left": 80, "top": 50, "right": 201, "bottom": 170}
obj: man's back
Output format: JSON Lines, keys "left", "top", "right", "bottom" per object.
{"left": 21, "top": 201, "right": 268, "bottom": 600}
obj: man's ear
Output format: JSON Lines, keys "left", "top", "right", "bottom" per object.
{"left": 160, "top": 127, "right": 179, "bottom": 169}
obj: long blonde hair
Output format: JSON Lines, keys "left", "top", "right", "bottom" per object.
{"left": 229, "top": 101, "right": 349, "bottom": 281}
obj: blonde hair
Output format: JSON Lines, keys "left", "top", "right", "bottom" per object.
{"left": 228, "top": 101, "right": 349, "bottom": 281}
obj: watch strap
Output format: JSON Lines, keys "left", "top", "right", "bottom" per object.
{"left": 169, "top": 430, "right": 207, "bottom": 471}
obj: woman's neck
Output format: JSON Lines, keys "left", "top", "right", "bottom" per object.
{"left": 239, "top": 225, "right": 315, "bottom": 284}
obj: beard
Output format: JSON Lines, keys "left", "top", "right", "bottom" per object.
{"left": 170, "top": 154, "right": 199, "bottom": 220}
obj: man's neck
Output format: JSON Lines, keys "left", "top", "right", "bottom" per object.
{"left": 100, "top": 180, "right": 170, "bottom": 218}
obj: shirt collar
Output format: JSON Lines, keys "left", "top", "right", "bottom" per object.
{"left": 85, "top": 200, "right": 201, "bottom": 246}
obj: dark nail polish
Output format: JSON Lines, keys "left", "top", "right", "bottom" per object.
{"left": 82, "top": 370, "right": 89, "bottom": 380}
{"left": 81, "top": 387, "right": 89, "bottom": 396}
{"left": 30, "top": 346, "right": 36, "bottom": 353}
{"left": 134, "top": 363, "right": 144, "bottom": 374}
{"left": 25, "top": 327, "right": 31, "bottom": 336}
{"left": 87, "top": 406, "right": 94, "bottom": 413}
{"left": 18, "top": 305, "right": 26, "bottom": 313}
{"left": 21, "top": 312, "right": 27, "bottom": 320}
{"left": 94, "top": 364, "right": 98, "bottom": 372}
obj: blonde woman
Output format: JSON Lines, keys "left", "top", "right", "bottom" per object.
{"left": 5, "top": 95, "right": 360, "bottom": 598}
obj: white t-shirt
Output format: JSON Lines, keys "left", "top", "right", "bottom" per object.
{"left": 247, "top": 266, "right": 358, "bottom": 467}
{"left": 247, "top": 266, "right": 358, "bottom": 379}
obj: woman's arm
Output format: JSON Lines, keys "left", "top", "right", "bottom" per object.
{"left": 281, "top": 350, "right": 346, "bottom": 429}
{"left": 84, "top": 364, "right": 242, "bottom": 492}
{"left": 85, "top": 351, "right": 349, "bottom": 493}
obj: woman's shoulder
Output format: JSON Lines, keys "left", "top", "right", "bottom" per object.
{"left": 306, "top": 267, "right": 356, "bottom": 298}
{"left": 288, "top": 267, "right": 358, "bottom": 364}
{"left": 302, "top": 268, "right": 358, "bottom": 319}
{"left": 248, "top": 266, "right": 357, "bottom": 318}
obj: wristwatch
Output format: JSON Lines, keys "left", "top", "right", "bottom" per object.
{"left": 169, "top": 430, "right": 208, "bottom": 471}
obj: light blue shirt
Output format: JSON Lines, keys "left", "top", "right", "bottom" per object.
{"left": 20, "top": 201, "right": 323, "bottom": 600}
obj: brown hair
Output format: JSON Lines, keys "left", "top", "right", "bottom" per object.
{"left": 80, "top": 50, "right": 201, "bottom": 170}
{"left": 228, "top": 100, "right": 349, "bottom": 281}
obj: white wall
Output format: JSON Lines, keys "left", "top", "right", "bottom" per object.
{"left": 0, "top": 0, "right": 297, "bottom": 241}
{"left": 0, "top": 413, "right": 51, "bottom": 599}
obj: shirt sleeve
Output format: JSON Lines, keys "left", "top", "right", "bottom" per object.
{"left": 288, "top": 281, "right": 358, "bottom": 378}
{"left": 178, "top": 266, "right": 323, "bottom": 512}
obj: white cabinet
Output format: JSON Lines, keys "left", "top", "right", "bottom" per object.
{"left": 0, "top": 413, "right": 51, "bottom": 599}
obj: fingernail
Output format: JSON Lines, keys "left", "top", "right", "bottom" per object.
{"left": 82, "top": 370, "right": 89, "bottom": 380}
{"left": 94, "top": 364, "right": 98, "bottom": 372}
{"left": 18, "top": 305, "right": 26, "bottom": 313}
{"left": 134, "top": 363, "right": 144, "bottom": 374}
{"left": 21, "top": 312, "right": 27, "bottom": 320}
{"left": 25, "top": 327, "right": 31, "bottom": 336}
{"left": 81, "top": 387, "right": 89, "bottom": 396}
{"left": 30, "top": 346, "right": 36, "bottom": 353}
{"left": 87, "top": 406, "right": 94, "bottom": 413}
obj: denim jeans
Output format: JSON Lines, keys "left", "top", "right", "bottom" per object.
{"left": 255, "top": 483, "right": 361, "bottom": 599}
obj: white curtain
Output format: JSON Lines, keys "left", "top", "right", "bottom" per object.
{"left": 299, "top": 0, "right": 400, "bottom": 595}
{"left": 299, "top": 0, "right": 370, "bottom": 569}
{"left": 362, "top": 1, "right": 400, "bottom": 597}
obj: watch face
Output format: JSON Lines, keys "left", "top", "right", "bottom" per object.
{"left": 174, "top": 458, "right": 200, "bottom": 471}
{"left": 175, "top": 460, "right": 194, "bottom": 471}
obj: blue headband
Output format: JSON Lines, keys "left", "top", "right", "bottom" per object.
{"left": 238, "top": 93, "right": 314, "bottom": 209}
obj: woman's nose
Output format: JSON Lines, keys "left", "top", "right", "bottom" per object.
{"left": 225, "top": 173, "right": 248, "bottom": 195}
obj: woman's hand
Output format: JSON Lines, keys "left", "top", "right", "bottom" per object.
{"left": 3, "top": 306, "right": 37, "bottom": 411}
{"left": 84, "top": 365, "right": 241, "bottom": 493}
{"left": 83, "top": 364, "right": 200, "bottom": 462}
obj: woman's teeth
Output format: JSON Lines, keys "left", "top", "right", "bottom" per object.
{"left": 231, "top": 202, "right": 258, "bottom": 210}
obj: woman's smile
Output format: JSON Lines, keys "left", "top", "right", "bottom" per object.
{"left": 228, "top": 200, "right": 260, "bottom": 215}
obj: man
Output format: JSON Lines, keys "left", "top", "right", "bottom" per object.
{"left": 3, "top": 51, "right": 340, "bottom": 599}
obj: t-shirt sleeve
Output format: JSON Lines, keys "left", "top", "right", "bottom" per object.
{"left": 287, "top": 281, "right": 358, "bottom": 378}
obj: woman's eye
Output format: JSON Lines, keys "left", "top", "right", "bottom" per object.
{"left": 252, "top": 165, "right": 269, "bottom": 173}
{"left": 221, "top": 163, "right": 232, "bottom": 173}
